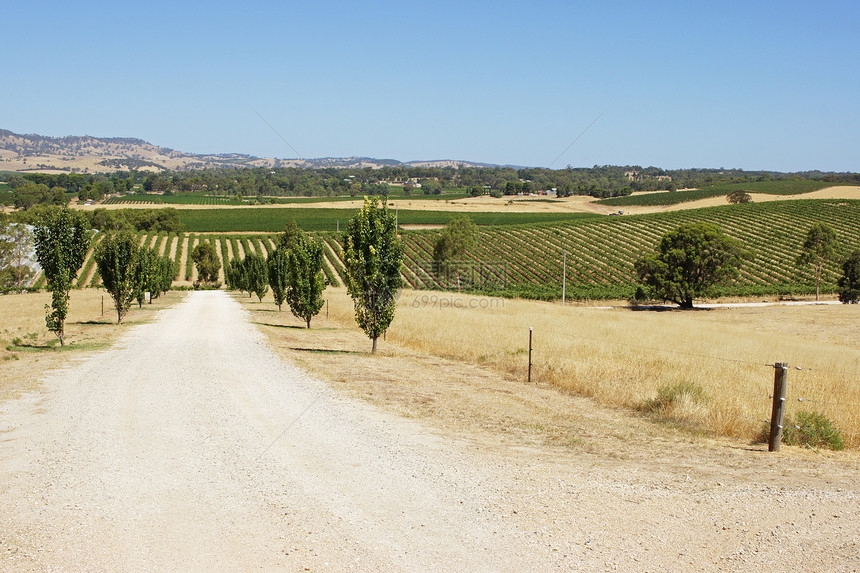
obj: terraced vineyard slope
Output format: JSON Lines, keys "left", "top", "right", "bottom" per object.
{"left": 26, "top": 200, "right": 859, "bottom": 301}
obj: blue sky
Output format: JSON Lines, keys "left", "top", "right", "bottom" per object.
{"left": 4, "top": 1, "right": 858, "bottom": 171}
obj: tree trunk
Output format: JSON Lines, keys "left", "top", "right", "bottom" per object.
{"left": 679, "top": 298, "right": 694, "bottom": 309}
{"left": 816, "top": 263, "right": 822, "bottom": 301}
{"left": 306, "top": 317, "right": 311, "bottom": 329}
{"left": 371, "top": 336, "right": 378, "bottom": 354}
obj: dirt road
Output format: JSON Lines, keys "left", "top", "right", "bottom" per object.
{"left": 1, "top": 291, "right": 857, "bottom": 571}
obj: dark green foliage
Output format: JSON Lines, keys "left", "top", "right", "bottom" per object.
{"left": 342, "top": 197, "right": 404, "bottom": 353}
{"left": 838, "top": 250, "right": 860, "bottom": 303}
{"left": 727, "top": 190, "right": 752, "bottom": 204}
{"left": 184, "top": 234, "right": 196, "bottom": 280}
{"left": 635, "top": 223, "right": 749, "bottom": 308}
{"left": 432, "top": 215, "right": 477, "bottom": 289}
{"left": 133, "top": 247, "right": 155, "bottom": 307}
{"left": 224, "top": 258, "right": 245, "bottom": 293}
{"left": 278, "top": 219, "right": 302, "bottom": 251}
{"left": 433, "top": 215, "right": 476, "bottom": 263}
{"left": 796, "top": 222, "right": 840, "bottom": 300}
{"left": 243, "top": 252, "right": 268, "bottom": 302}
{"left": 132, "top": 246, "right": 173, "bottom": 306}
{"left": 191, "top": 240, "right": 220, "bottom": 284}
{"left": 285, "top": 233, "right": 326, "bottom": 328}
{"left": 267, "top": 247, "right": 289, "bottom": 311}
{"left": 33, "top": 208, "right": 91, "bottom": 345}
{"left": 88, "top": 207, "right": 184, "bottom": 232}
{"left": 95, "top": 232, "right": 139, "bottom": 324}
{"left": 156, "top": 254, "right": 176, "bottom": 298}
{"left": 171, "top": 233, "right": 183, "bottom": 281}
{"left": 781, "top": 411, "right": 844, "bottom": 450}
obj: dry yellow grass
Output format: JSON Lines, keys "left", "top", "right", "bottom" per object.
{"left": 319, "top": 288, "right": 860, "bottom": 448}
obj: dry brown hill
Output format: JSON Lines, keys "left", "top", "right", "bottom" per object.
{"left": 0, "top": 130, "right": 490, "bottom": 174}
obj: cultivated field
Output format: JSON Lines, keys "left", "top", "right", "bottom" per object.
{"left": 49, "top": 199, "right": 860, "bottom": 300}
{"left": 91, "top": 184, "right": 860, "bottom": 215}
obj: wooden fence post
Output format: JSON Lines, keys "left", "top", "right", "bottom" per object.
{"left": 768, "top": 362, "right": 789, "bottom": 452}
{"left": 528, "top": 327, "right": 533, "bottom": 383}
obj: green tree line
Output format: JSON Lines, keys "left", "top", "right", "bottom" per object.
{"left": 5, "top": 166, "right": 859, "bottom": 209}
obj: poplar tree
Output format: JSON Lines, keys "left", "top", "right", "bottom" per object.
{"left": 342, "top": 197, "right": 403, "bottom": 353}
{"left": 95, "top": 231, "right": 139, "bottom": 324}
{"left": 243, "top": 252, "right": 269, "bottom": 302}
{"left": 267, "top": 247, "right": 289, "bottom": 311}
{"left": 133, "top": 246, "right": 158, "bottom": 307}
{"left": 33, "top": 208, "right": 91, "bottom": 345}
{"left": 285, "top": 233, "right": 325, "bottom": 328}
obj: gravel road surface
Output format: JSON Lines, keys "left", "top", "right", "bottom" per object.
{"left": 1, "top": 291, "right": 857, "bottom": 571}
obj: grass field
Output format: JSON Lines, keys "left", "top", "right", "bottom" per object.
{"left": 597, "top": 180, "right": 851, "bottom": 207}
{"left": 268, "top": 286, "right": 860, "bottom": 449}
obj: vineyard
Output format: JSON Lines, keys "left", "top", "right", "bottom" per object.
{"left": 597, "top": 180, "right": 851, "bottom": 207}
{"left": 103, "top": 193, "right": 245, "bottom": 206}
{"left": 176, "top": 208, "right": 597, "bottom": 232}
{"left": 27, "top": 199, "right": 860, "bottom": 302}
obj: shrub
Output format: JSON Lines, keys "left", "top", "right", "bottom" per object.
{"left": 782, "top": 411, "right": 844, "bottom": 450}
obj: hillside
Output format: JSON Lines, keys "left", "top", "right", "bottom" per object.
{"left": 0, "top": 129, "right": 491, "bottom": 174}
{"left": 24, "top": 199, "right": 859, "bottom": 302}
{"left": 393, "top": 199, "right": 860, "bottom": 299}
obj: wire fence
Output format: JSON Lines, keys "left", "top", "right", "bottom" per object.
{"left": 427, "top": 309, "right": 858, "bottom": 449}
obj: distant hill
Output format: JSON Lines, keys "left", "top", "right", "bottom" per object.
{"left": 0, "top": 129, "right": 497, "bottom": 173}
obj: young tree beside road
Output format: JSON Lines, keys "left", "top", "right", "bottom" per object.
{"left": 342, "top": 197, "right": 403, "bottom": 353}
{"left": 33, "top": 208, "right": 91, "bottom": 344}
{"left": 285, "top": 231, "right": 326, "bottom": 328}
{"left": 95, "top": 232, "right": 139, "bottom": 324}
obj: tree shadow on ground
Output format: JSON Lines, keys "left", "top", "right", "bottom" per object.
{"left": 253, "top": 322, "right": 305, "bottom": 330}
{"left": 290, "top": 347, "right": 362, "bottom": 355}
